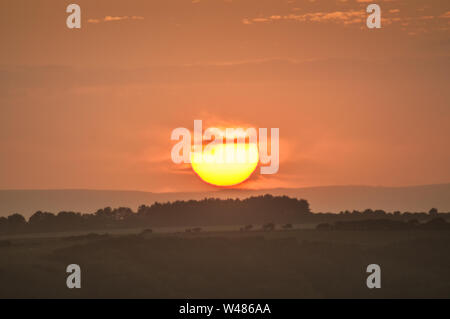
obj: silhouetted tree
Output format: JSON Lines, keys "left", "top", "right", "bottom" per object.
{"left": 429, "top": 208, "right": 438, "bottom": 216}
{"left": 29, "top": 211, "right": 56, "bottom": 230}
{"left": 6, "top": 213, "right": 26, "bottom": 232}
{"left": 0, "top": 217, "right": 7, "bottom": 232}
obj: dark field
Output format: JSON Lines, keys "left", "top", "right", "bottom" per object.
{"left": 1, "top": 228, "right": 449, "bottom": 299}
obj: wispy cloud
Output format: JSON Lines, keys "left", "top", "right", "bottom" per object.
{"left": 243, "top": 10, "right": 365, "bottom": 25}
{"left": 242, "top": 6, "right": 450, "bottom": 36}
{"left": 440, "top": 11, "right": 450, "bottom": 19}
{"left": 88, "top": 16, "right": 144, "bottom": 24}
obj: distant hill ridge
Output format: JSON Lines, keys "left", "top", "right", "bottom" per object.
{"left": 1, "top": 184, "right": 450, "bottom": 218}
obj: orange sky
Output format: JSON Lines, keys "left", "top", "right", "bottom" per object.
{"left": 1, "top": 0, "right": 449, "bottom": 192}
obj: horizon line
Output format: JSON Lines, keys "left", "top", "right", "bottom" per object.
{"left": 1, "top": 182, "right": 450, "bottom": 194}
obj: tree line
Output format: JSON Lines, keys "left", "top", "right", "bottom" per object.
{"left": 0, "top": 195, "right": 310, "bottom": 234}
{"left": 0, "top": 195, "right": 448, "bottom": 234}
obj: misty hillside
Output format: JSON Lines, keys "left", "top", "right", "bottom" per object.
{"left": 1, "top": 184, "right": 449, "bottom": 218}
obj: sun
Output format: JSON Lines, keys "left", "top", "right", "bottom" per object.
{"left": 191, "top": 142, "right": 259, "bottom": 187}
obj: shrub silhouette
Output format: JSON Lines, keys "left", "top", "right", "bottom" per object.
{"left": 240, "top": 224, "right": 253, "bottom": 232}
{"left": 421, "top": 218, "right": 450, "bottom": 230}
{"left": 262, "top": 222, "right": 275, "bottom": 231}
{"left": 0, "top": 240, "right": 11, "bottom": 247}
{"left": 316, "top": 223, "right": 332, "bottom": 230}
{"left": 140, "top": 229, "right": 153, "bottom": 236}
{"left": 63, "top": 233, "right": 109, "bottom": 241}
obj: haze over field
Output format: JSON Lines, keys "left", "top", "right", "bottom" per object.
{"left": 1, "top": 183, "right": 450, "bottom": 218}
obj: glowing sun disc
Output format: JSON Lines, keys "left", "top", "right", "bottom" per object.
{"left": 191, "top": 143, "right": 259, "bottom": 187}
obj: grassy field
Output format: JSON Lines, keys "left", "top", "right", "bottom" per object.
{"left": 1, "top": 228, "right": 449, "bottom": 298}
